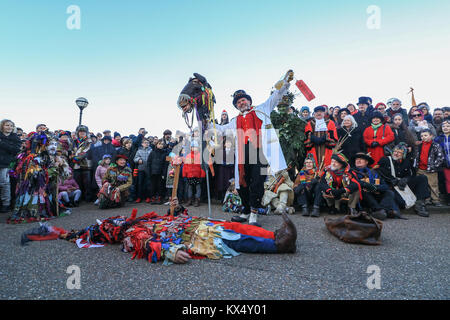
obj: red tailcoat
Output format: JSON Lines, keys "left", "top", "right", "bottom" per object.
{"left": 304, "top": 119, "right": 338, "bottom": 168}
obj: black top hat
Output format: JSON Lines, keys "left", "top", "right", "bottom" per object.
{"left": 232, "top": 90, "right": 252, "bottom": 107}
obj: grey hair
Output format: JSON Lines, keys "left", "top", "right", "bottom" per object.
{"left": 387, "top": 98, "right": 402, "bottom": 106}
{"left": 342, "top": 115, "right": 358, "bottom": 129}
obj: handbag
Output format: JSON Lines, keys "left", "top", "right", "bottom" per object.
{"left": 388, "top": 156, "right": 416, "bottom": 209}
{"left": 324, "top": 211, "right": 383, "bottom": 245}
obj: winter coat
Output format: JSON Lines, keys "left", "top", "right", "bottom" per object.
{"left": 387, "top": 123, "right": 417, "bottom": 151}
{"left": 148, "top": 148, "right": 168, "bottom": 175}
{"left": 337, "top": 126, "right": 366, "bottom": 160}
{"left": 434, "top": 134, "right": 450, "bottom": 168}
{"left": 413, "top": 141, "right": 444, "bottom": 173}
{"left": 72, "top": 138, "right": 92, "bottom": 170}
{"left": 58, "top": 177, "right": 80, "bottom": 192}
{"left": 0, "top": 132, "right": 21, "bottom": 168}
{"left": 182, "top": 151, "right": 206, "bottom": 179}
{"left": 363, "top": 124, "right": 395, "bottom": 166}
{"left": 353, "top": 107, "right": 374, "bottom": 130}
{"left": 304, "top": 118, "right": 338, "bottom": 168}
{"left": 386, "top": 108, "right": 409, "bottom": 124}
{"left": 89, "top": 143, "right": 117, "bottom": 169}
{"left": 117, "top": 147, "right": 134, "bottom": 169}
{"left": 408, "top": 119, "right": 436, "bottom": 140}
{"left": 377, "top": 156, "right": 415, "bottom": 185}
{"left": 134, "top": 147, "right": 152, "bottom": 172}
{"left": 95, "top": 165, "right": 109, "bottom": 188}
{"left": 102, "top": 165, "right": 132, "bottom": 192}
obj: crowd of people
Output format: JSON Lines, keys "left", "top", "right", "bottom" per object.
{"left": 1, "top": 97, "right": 449, "bottom": 223}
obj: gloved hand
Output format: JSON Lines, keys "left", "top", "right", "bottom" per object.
{"left": 397, "top": 178, "right": 408, "bottom": 191}
{"left": 361, "top": 181, "right": 377, "bottom": 193}
{"left": 310, "top": 135, "right": 326, "bottom": 145}
{"left": 371, "top": 141, "right": 380, "bottom": 148}
{"left": 331, "top": 188, "right": 346, "bottom": 199}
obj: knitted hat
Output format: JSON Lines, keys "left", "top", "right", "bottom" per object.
{"left": 103, "top": 154, "right": 112, "bottom": 160}
{"left": 102, "top": 135, "right": 112, "bottom": 142}
{"left": 331, "top": 153, "right": 349, "bottom": 168}
{"left": 375, "top": 102, "right": 387, "bottom": 109}
{"left": 221, "top": 110, "right": 228, "bottom": 115}
{"left": 338, "top": 108, "right": 350, "bottom": 116}
{"left": 300, "top": 106, "right": 310, "bottom": 113}
{"left": 232, "top": 90, "right": 252, "bottom": 107}
{"left": 393, "top": 143, "right": 408, "bottom": 159}
{"left": 114, "top": 131, "right": 121, "bottom": 138}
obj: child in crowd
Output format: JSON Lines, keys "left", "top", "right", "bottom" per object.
{"left": 182, "top": 140, "right": 205, "bottom": 207}
{"left": 133, "top": 138, "right": 152, "bottom": 203}
{"left": 94, "top": 154, "right": 112, "bottom": 205}
{"left": 58, "top": 169, "right": 82, "bottom": 207}
{"left": 434, "top": 119, "right": 450, "bottom": 205}
{"left": 414, "top": 129, "right": 445, "bottom": 206}
{"left": 148, "top": 139, "right": 168, "bottom": 204}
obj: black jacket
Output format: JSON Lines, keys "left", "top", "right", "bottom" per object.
{"left": 89, "top": 142, "right": 117, "bottom": 169}
{"left": 377, "top": 156, "right": 415, "bottom": 185}
{"left": 148, "top": 148, "right": 168, "bottom": 175}
{"left": 353, "top": 107, "right": 374, "bottom": 130}
{"left": 0, "top": 132, "right": 21, "bottom": 168}
{"left": 337, "top": 127, "right": 366, "bottom": 160}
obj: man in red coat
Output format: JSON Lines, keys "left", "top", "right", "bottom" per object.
{"left": 304, "top": 106, "right": 338, "bottom": 169}
{"left": 363, "top": 111, "right": 395, "bottom": 167}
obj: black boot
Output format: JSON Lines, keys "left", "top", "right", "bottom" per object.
{"left": 301, "top": 206, "right": 310, "bottom": 217}
{"left": 371, "top": 209, "right": 387, "bottom": 220}
{"left": 274, "top": 212, "right": 297, "bottom": 253}
{"left": 310, "top": 206, "right": 320, "bottom": 217}
{"left": 414, "top": 200, "right": 429, "bottom": 217}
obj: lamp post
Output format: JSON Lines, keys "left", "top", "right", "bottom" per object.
{"left": 75, "top": 97, "right": 89, "bottom": 126}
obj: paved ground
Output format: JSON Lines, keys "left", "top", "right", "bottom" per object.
{"left": 0, "top": 201, "right": 449, "bottom": 300}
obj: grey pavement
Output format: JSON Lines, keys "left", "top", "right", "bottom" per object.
{"left": 0, "top": 202, "right": 449, "bottom": 300}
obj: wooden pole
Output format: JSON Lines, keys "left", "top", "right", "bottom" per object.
{"left": 167, "top": 156, "right": 182, "bottom": 216}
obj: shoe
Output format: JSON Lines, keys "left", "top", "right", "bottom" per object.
{"left": 414, "top": 200, "right": 429, "bottom": 217}
{"left": 387, "top": 210, "right": 407, "bottom": 220}
{"left": 301, "top": 206, "right": 310, "bottom": 217}
{"left": 432, "top": 201, "right": 443, "bottom": 207}
{"left": 231, "top": 214, "right": 249, "bottom": 223}
{"left": 135, "top": 198, "right": 141, "bottom": 203}
{"left": 248, "top": 212, "right": 261, "bottom": 227}
{"left": 145, "top": 198, "right": 151, "bottom": 203}
{"left": 274, "top": 212, "right": 297, "bottom": 253}
{"left": 155, "top": 196, "right": 163, "bottom": 205}
{"left": 94, "top": 199, "right": 99, "bottom": 206}
{"left": 257, "top": 207, "right": 270, "bottom": 215}
{"left": 185, "top": 198, "right": 193, "bottom": 207}
{"left": 371, "top": 209, "right": 387, "bottom": 220}
{"left": 310, "top": 206, "right": 320, "bottom": 217}
{"left": 194, "top": 198, "right": 200, "bottom": 207}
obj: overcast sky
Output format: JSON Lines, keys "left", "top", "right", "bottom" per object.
{"left": 1, "top": 0, "right": 449, "bottom": 136}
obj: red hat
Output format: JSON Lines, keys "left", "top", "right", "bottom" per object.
{"left": 115, "top": 154, "right": 128, "bottom": 162}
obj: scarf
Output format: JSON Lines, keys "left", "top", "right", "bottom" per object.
{"left": 354, "top": 167, "right": 376, "bottom": 184}
{"left": 371, "top": 123, "right": 383, "bottom": 137}
{"left": 315, "top": 118, "right": 327, "bottom": 132}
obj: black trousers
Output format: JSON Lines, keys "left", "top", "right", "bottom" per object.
{"left": 150, "top": 174, "right": 165, "bottom": 197}
{"left": 296, "top": 184, "right": 320, "bottom": 207}
{"left": 407, "top": 174, "right": 431, "bottom": 200}
{"left": 238, "top": 143, "right": 268, "bottom": 214}
{"left": 137, "top": 171, "right": 150, "bottom": 199}
{"left": 361, "top": 190, "right": 395, "bottom": 211}
{"left": 73, "top": 169, "right": 92, "bottom": 201}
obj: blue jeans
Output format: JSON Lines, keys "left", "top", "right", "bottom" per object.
{"left": 59, "top": 190, "right": 82, "bottom": 203}
{"left": 0, "top": 168, "right": 10, "bottom": 207}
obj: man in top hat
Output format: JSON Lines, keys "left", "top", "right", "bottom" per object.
{"left": 211, "top": 70, "right": 296, "bottom": 229}
{"left": 354, "top": 96, "right": 374, "bottom": 130}
{"left": 351, "top": 152, "right": 399, "bottom": 220}
{"left": 314, "top": 152, "right": 361, "bottom": 217}
{"left": 304, "top": 105, "right": 338, "bottom": 168}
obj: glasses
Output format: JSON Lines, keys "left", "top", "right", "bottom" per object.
{"left": 412, "top": 114, "right": 421, "bottom": 117}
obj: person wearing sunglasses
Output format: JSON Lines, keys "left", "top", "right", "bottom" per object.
{"left": 408, "top": 109, "right": 437, "bottom": 142}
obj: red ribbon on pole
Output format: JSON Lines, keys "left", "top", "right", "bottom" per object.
{"left": 296, "top": 80, "right": 316, "bottom": 102}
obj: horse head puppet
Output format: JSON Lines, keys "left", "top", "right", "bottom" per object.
{"left": 177, "top": 73, "right": 215, "bottom": 125}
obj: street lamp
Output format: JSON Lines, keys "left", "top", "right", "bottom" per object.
{"left": 75, "top": 97, "right": 89, "bottom": 126}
